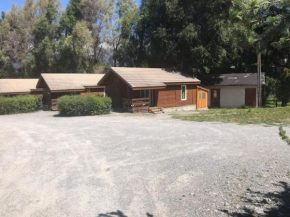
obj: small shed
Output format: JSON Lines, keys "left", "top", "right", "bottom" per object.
{"left": 203, "top": 73, "right": 266, "bottom": 108}
{"left": 98, "top": 67, "right": 204, "bottom": 112}
{"left": 37, "top": 74, "right": 105, "bottom": 110}
{"left": 0, "top": 79, "right": 43, "bottom": 97}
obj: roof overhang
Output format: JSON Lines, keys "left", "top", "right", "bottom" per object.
{"left": 165, "top": 82, "right": 201, "bottom": 86}
{"left": 50, "top": 89, "right": 85, "bottom": 93}
{"left": 198, "top": 86, "right": 210, "bottom": 92}
{"left": 84, "top": 85, "right": 106, "bottom": 89}
{"left": 0, "top": 92, "right": 30, "bottom": 95}
{"left": 31, "top": 88, "right": 43, "bottom": 91}
{"left": 132, "top": 86, "right": 166, "bottom": 91}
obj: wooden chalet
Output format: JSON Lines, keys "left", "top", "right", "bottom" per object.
{"left": 37, "top": 74, "right": 105, "bottom": 110}
{"left": 98, "top": 67, "right": 208, "bottom": 112}
{"left": 0, "top": 79, "right": 43, "bottom": 98}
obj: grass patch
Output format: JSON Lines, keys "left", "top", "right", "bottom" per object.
{"left": 279, "top": 126, "right": 290, "bottom": 145}
{"left": 171, "top": 107, "right": 290, "bottom": 125}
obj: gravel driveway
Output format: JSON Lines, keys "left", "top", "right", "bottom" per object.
{"left": 0, "top": 111, "right": 289, "bottom": 217}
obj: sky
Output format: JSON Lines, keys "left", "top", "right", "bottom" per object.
{"left": 0, "top": 0, "right": 141, "bottom": 12}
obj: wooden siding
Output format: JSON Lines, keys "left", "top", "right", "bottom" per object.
{"left": 81, "top": 88, "right": 105, "bottom": 97}
{"left": 101, "top": 71, "right": 133, "bottom": 108}
{"left": 101, "top": 70, "right": 198, "bottom": 109}
{"left": 156, "top": 85, "right": 197, "bottom": 108}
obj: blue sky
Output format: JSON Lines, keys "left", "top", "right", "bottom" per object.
{"left": 0, "top": 0, "right": 141, "bottom": 12}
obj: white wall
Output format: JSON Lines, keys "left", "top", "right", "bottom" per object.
{"left": 220, "top": 86, "right": 245, "bottom": 108}
{"left": 207, "top": 86, "right": 257, "bottom": 108}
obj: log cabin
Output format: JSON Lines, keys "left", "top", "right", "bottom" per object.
{"left": 0, "top": 79, "right": 43, "bottom": 98}
{"left": 37, "top": 74, "right": 105, "bottom": 110}
{"left": 98, "top": 67, "right": 207, "bottom": 112}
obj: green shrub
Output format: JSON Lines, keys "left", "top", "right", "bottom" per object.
{"left": 0, "top": 95, "right": 42, "bottom": 115}
{"left": 57, "top": 95, "right": 112, "bottom": 116}
{"left": 279, "top": 125, "right": 290, "bottom": 145}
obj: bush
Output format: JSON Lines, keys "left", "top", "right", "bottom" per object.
{"left": 57, "top": 95, "right": 112, "bottom": 116}
{"left": 0, "top": 95, "right": 42, "bottom": 115}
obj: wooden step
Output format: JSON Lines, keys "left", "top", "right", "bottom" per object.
{"left": 149, "top": 107, "right": 164, "bottom": 114}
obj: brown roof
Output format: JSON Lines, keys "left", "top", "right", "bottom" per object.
{"left": 104, "top": 67, "right": 200, "bottom": 88}
{"left": 0, "top": 79, "right": 38, "bottom": 94}
{"left": 203, "top": 73, "right": 266, "bottom": 86}
{"left": 37, "top": 73, "right": 105, "bottom": 91}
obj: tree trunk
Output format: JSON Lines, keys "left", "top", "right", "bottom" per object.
{"left": 257, "top": 53, "right": 262, "bottom": 107}
{"left": 281, "top": 98, "right": 289, "bottom": 107}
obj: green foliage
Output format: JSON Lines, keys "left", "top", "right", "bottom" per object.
{"left": 60, "top": 0, "right": 83, "bottom": 36}
{"left": 57, "top": 95, "right": 112, "bottom": 116}
{"left": 0, "top": 95, "right": 42, "bottom": 115}
{"left": 111, "top": 0, "right": 139, "bottom": 66}
{"left": 276, "top": 68, "right": 290, "bottom": 106}
{"left": 279, "top": 126, "right": 290, "bottom": 145}
{"left": 30, "top": 0, "right": 59, "bottom": 76}
{"left": 59, "top": 21, "right": 94, "bottom": 73}
{"left": 126, "top": 0, "right": 234, "bottom": 75}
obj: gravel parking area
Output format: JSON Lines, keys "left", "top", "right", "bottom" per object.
{"left": 0, "top": 111, "right": 290, "bottom": 217}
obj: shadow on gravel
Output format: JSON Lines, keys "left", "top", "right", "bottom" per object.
{"left": 97, "top": 210, "right": 154, "bottom": 217}
{"left": 221, "top": 181, "right": 290, "bottom": 217}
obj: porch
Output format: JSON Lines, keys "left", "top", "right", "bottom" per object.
{"left": 122, "top": 89, "right": 162, "bottom": 113}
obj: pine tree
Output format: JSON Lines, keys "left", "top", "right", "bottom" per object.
{"left": 60, "top": 0, "right": 83, "bottom": 36}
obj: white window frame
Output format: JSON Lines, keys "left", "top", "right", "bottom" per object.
{"left": 181, "top": 85, "right": 187, "bottom": 101}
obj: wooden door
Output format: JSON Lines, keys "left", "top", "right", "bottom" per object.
{"left": 197, "top": 89, "right": 208, "bottom": 109}
{"left": 245, "top": 88, "right": 256, "bottom": 107}
{"left": 211, "top": 89, "right": 220, "bottom": 108}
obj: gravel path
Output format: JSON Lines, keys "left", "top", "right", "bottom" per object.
{"left": 0, "top": 111, "right": 289, "bottom": 217}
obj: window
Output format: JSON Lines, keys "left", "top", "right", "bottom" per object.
{"left": 181, "top": 85, "right": 187, "bottom": 100}
{"left": 213, "top": 90, "right": 217, "bottom": 99}
{"left": 202, "top": 93, "right": 206, "bottom": 100}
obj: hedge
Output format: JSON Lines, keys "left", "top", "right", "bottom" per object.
{"left": 57, "top": 95, "right": 112, "bottom": 116}
{"left": 0, "top": 95, "right": 42, "bottom": 115}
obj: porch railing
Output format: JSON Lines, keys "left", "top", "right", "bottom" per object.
{"left": 122, "top": 97, "right": 150, "bottom": 112}
{"left": 51, "top": 99, "right": 58, "bottom": 111}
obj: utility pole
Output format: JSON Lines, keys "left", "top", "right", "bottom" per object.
{"left": 257, "top": 53, "right": 262, "bottom": 107}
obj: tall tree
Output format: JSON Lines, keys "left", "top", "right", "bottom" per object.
{"left": 111, "top": 0, "right": 139, "bottom": 66}
{"left": 59, "top": 0, "right": 83, "bottom": 36}
{"left": 261, "top": 0, "right": 290, "bottom": 106}
{"left": 29, "top": 0, "right": 59, "bottom": 76}
{"left": 82, "top": 0, "right": 114, "bottom": 65}
{"left": 59, "top": 21, "right": 94, "bottom": 73}
{"left": 133, "top": 0, "right": 234, "bottom": 76}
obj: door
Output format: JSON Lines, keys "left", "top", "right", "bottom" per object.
{"left": 197, "top": 89, "right": 208, "bottom": 109}
{"left": 245, "top": 88, "right": 256, "bottom": 107}
{"left": 149, "top": 90, "right": 155, "bottom": 107}
{"left": 211, "top": 89, "right": 220, "bottom": 108}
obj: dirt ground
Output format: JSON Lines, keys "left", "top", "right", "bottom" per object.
{"left": 0, "top": 111, "right": 289, "bottom": 217}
